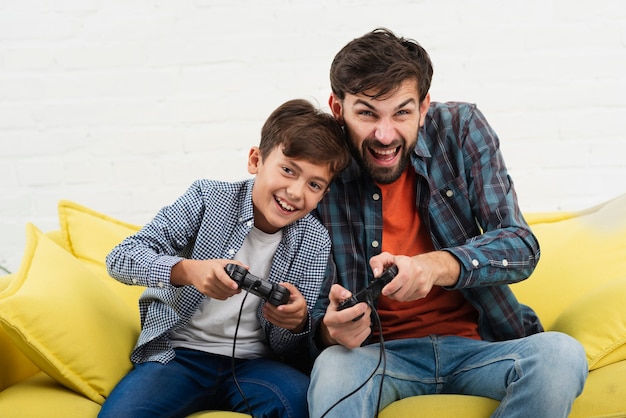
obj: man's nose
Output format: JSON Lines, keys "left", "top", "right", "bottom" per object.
{"left": 374, "top": 119, "right": 394, "bottom": 144}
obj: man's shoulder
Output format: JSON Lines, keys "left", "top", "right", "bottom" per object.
{"left": 428, "top": 101, "right": 477, "bottom": 119}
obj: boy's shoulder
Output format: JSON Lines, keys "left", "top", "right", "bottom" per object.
{"left": 288, "top": 212, "right": 331, "bottom": 245}
{"left": 192, "top": 178, "right": 252, "bottom": 192}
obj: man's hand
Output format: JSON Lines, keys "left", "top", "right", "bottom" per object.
{"left": 262, "top": 283, "right": 308, "bottom": 333}
{"left": 318, "top": 284, "right": 372, "bottom": 349}
{"left": 170, "top": 259, "right": 245, "bottom": 300}
{"left": 370, "top": 251, "right": 461, "bottom": 301}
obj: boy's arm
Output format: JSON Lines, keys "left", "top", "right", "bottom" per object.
{"left": 105, "top": 181, "right": 205, "bottom": 289}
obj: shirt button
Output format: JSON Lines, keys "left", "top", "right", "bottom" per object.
{"left": 502, "top": 259, "right": 509, "bottom": 267}
{"left": 132, "top": 278, "right": 138, "bottom": 284}
{"left": 446, "top": 189, "right": 454, "bottom": 198}
{"left": 157, "top": 281, "right": 164, "bottom": 288}
{"left": 472, "top": 259, "right": 479, "bottom": 267}
{"left": 228, "top": 249, "right": 235, "bottom": 256}
{"left": 371, "top": 240, "right": 379, "bottom": 248}
{"left": 372, "top": 193, "right": 380, "bottom": 201}
{"left": 246, "top": 221, "right": 253, "bottom": 227}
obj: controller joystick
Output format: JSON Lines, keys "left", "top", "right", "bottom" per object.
{"left": 337, "top": 264, "right": 399, "bottom": 320}
{"left": 225, "top": 263, "right": 290, "bottom": 306}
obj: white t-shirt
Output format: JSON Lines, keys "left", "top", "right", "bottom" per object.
{"left": 170, "top": 226, "right": 283, "bottom": 359}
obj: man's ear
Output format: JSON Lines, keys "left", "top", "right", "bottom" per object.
{"left": 328, "top": 93, "right": 344, "bottom": 124}
{"left": 419, "top": 93, "right": 431, "bottom": 127}
{"left": 247, "top": 146, "right": 261, "bottom": 175}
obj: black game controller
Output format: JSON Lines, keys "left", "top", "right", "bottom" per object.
{"left": 224, "top": 263, "right": 290, "bottom": 306}
{"left": 337, "top": 264, "right": 399, "bottom": 320}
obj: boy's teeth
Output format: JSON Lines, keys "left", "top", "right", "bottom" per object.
{"left": 277, "top": 197, "right": 295, "bottom": 211}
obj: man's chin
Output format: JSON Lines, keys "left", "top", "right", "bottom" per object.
{"left": 368, "top": 165, "right": 404, "bottom": 184}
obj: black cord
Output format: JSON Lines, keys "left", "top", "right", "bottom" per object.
{"left": 231, "top": 281, "right": 261, "bottom": 418}
{"left": 319, "top": 291, "right": 387, "bottom": 418}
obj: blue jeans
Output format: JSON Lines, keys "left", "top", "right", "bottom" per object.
{"left": 99, "top": 348, "right": 309, "bottom": 418}
{"left": 308, "top": 332, "right": 588, "bottom": 418}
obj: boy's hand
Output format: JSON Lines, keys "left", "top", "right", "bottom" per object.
{"left": 170, "top": 259, "right": 245, "bottom": 300}
{"left": 262, "top": 283, "right": 307, "bottom": 333}
{"left": 318, "top": 284, "right": 371, "bottom": 349}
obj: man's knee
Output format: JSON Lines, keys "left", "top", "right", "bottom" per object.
{"left": 524, "top": 331, "right": 588, "bottom": 392}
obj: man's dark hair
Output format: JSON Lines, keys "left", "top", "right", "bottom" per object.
{"left": 330, "top": 28, "right": 433, "bottom": 103}
{"left": 260, "top": 99, "right": 350, "bottom": 177}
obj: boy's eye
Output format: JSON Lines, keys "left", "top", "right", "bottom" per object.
{"left": 282, "top": 166, "right": 294, "bottom": 175}
{"left": 309, "top": 182, "right": 323, "bottom": 191}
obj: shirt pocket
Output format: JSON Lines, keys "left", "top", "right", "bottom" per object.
{"left": 428, "top": 175, "right": 480, "bottom": 247}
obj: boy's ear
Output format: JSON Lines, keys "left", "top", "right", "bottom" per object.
{"left": 247, "top": 146, "right": 262, "bottom": 175}
{"left": 328, "top": 93, "right": 344, "bottom": 125}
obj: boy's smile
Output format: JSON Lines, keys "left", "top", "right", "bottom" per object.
{"left": 248, "top": 146, "right": 331, "bottom": 234}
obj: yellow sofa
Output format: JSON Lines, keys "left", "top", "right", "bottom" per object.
{"left": 1, "top": 195, "right": 625, "bottom": 418}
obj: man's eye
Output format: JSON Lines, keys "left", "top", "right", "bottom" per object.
{"left": 397, "top": 109, "right": 411, "bottom": 116}
{"left": 358, "top": 110, "right": 374, "bottom": 117}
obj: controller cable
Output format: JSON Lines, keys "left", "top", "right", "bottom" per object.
{"left": 320, "top": 291, "right": 387, "bottom": 418}
{"left": 231, "top": 279, "right": 262, "bottom": 418}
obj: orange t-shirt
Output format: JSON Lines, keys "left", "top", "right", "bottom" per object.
{"left": 371, "top": 167, "right": 480, "bottom": 341}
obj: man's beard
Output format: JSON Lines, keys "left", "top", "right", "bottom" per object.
{"left": 349, "top": 137, "right": 413, "bottom": 184}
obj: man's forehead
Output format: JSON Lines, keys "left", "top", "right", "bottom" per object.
{"left": 350, "top": 79, "right": 419, "bottom": 105}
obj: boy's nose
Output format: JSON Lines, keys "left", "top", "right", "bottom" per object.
{"left": 286, "top": 182, "right": 304, "bottom": 200}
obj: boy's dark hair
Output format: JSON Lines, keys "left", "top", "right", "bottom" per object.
{"left": 259, "top": 99, "right": 350, "bottom": 176}
{"left": 330, "top": 27, "right": 433, "bottom": 103}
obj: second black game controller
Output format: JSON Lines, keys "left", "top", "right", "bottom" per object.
{"left": 337, "top": 264, "right": 399, "bottom": 320}
{"left": 225, "top": 263, "right": 290, "bottom": 306}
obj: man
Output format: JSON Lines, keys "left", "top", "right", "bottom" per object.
{"left": 307, "top": 28, "right": 588, "bottom": 418}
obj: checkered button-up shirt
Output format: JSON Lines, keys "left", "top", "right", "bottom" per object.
{"left": 313, "top": 102, "right": 543, "bottom": 345}
{"left": 107, "top": 178, "right": 331, "bottom": 364}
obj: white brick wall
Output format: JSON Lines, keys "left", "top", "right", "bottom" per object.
{"left": 1, "top": 0, "right": 626, "bottom": 272}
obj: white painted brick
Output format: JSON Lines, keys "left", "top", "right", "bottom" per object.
{"left": 0, "top": 14, "right": 81, "bottom": 41}
{"left": 1, "top": 47, "right": 55, "bottom": 71}
{"left": 15, "top": 158, "right": 66, "bottom": 186}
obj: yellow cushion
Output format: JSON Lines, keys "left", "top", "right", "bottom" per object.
{"left": 570, "top": 359, "right": 626, "bottom": 418}
{"left": 0, "top": 372, "right": 100, "bottom": 418}
{"left": 58, "top": 200, "right": 144, "bottom": 310}
{"left": 550, "top": 276, "right": 626, "bottom": 370}
{"left": 0, "top": 224, "right": 139, "bottom": 404}
{"left": 512, "top": 193, "right": 626, "bottom": 329}
{"left": 0, "top": 275, "right": 40, "bottom": 392}
{"left": 379, "top": 394, "right": 498, "bottom": 417}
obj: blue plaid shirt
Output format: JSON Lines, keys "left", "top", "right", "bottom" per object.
{"left": 312, "top": 102, "right": 543, "bottom": 345}
{"left": 107, "top": 178, "right": 331, "bottom": 364}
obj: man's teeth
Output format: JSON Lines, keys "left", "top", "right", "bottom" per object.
{"left": 276, "top": 197, "right": 295, "bottom": 211}
{"left": 374, "top": 148, "right": 396, "bottom": 155}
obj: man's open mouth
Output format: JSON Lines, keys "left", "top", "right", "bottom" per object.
{"left": 369, "top": 146, "right": 400, "bottom": 162}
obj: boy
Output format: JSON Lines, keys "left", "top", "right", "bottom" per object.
{"left": 99, "top": 99, "right": 350, "bottom": 418}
